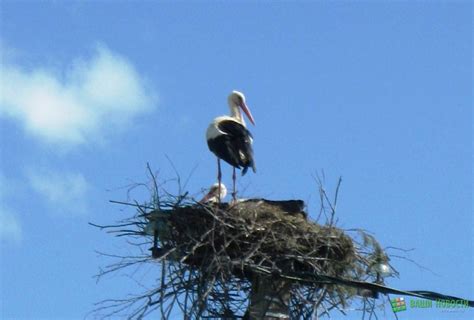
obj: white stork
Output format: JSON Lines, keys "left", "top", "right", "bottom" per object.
{"left": 206, "top": 91, "right": 256, "bottom": 200}
{"left": 199, "top": 182, "right": 228, "bottom": 204}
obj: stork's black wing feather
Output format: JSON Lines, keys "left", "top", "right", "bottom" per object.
{"left": 217, "top": 120, "right": 253, "bottom": 139}
{"left": 213, "top": 120, "right": 256, "bottom": 175}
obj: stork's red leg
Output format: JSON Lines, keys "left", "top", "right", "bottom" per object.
{"left": 217, "top": 158, "right": 222, "bottom": 203}
{"left": 232, "top": 167, "right": 237, "bottom": 201}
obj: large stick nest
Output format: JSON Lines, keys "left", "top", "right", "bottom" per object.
{"left": 92, "top": 174, "right": 395, "bottom": 319}
{"left": 153, "top": 200, "right": 356, "bottom": 283}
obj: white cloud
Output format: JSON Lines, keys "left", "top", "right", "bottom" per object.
{"left": 0, "top": 44, "right": 156, "bottom": 145}
{"left": 27, "top": 169, "right": 89, "bottom": 215}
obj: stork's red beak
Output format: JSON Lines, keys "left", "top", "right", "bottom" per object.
{"left": 240, "top": 101, "right": 255, "bottom": 125}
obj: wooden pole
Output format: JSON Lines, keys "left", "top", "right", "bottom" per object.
{"left": 245, "top": 274, "right": 291, "bottom": 320}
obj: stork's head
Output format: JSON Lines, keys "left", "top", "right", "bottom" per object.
{"left": 228, "top": 90, "right": 255, "bottom": 125}
{"left": 199, "top": 182, "right": 227, "bottom": 203}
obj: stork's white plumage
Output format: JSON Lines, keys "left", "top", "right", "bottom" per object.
{"left": 206, "top": 91, "right": 256, "bottom": 200}
{"left": 199, "top": 183, "right": 227, "bottom": 204}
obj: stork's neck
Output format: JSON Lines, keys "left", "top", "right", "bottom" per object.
{"left": 229, "top": 103, "right": 246, "bottom": 126}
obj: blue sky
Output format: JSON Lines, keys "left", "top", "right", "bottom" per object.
{"left": 0, "top": 1, "right": 472, "bottom": 319}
